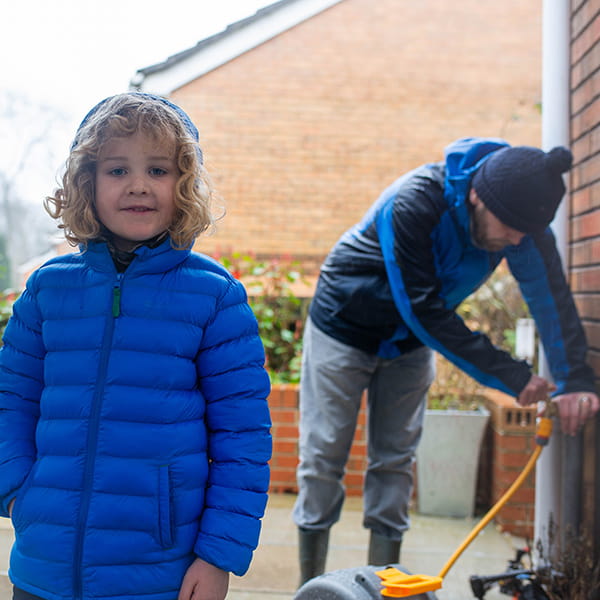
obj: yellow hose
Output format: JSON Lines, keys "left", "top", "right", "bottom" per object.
{"left": 378, "top": 406, "right": 555, "bottom": 598}
{"left": 437, "top": 444, "right": 542, "bottom": 579}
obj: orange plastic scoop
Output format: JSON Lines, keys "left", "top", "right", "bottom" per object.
{"left": 375, "top": 567, "right": 442, "bottom": 597}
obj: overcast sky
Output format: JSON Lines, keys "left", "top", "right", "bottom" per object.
{"left": 2, "top": 0, "right": 274, "bottom": 118}
{"left": 1, "top": 0, "right": 274, "bottom": 207}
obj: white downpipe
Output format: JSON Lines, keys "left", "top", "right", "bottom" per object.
{"left": 535, "top": 0, "right": 574, "bottom": 548}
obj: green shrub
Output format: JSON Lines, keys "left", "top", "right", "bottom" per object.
{"left": 217, "top": 251, "right": 309, "bottom": 384}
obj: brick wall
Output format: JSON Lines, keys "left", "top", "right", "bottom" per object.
{"left": 171, "top": 0, "right": 541, "bottom": 272}
{"left": 569, "top": 0, "right": 600, "bottom": 551}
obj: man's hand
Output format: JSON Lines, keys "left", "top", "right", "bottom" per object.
{"left": 516, "top": 374, "right": 556, "bottom": 407}
{"left": 551, "top": 392, "right": 599, "bottom": 436}
{"left": 178, "top": 558, "right": 229, "bottom": 600}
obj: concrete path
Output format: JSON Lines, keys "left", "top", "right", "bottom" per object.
{"left": 228, "top": 495, "right": 523, "bottom": 600}
{"left": 0, "top": 494, "right": 525, "bottom": 600}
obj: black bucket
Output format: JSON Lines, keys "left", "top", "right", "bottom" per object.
{"left": 294, "top": 564, "right": 439, "bottom": 600}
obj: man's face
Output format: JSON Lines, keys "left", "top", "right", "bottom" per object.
{"left": 469, "top": 189, "right": 526, "bottom": 252}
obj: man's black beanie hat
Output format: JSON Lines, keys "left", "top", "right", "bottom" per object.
{"left": 472, "top": 145, "right": 573, "bottom": 234}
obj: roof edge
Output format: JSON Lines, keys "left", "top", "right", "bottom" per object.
{"left": 131, "top": 0, "right": 344, "bottom": 95}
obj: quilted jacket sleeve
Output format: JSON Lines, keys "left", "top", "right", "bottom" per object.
{"left": 0, "top": 273, "right": 45, "bottom": 516}
{"left": 505, "top": 230, "right": 596, "bottom": 395}
{"left": 376, "top": 183, "right": 533, "bottom": 396}
{"left": 193, "top": 278, "right": 272, "bottom": 576}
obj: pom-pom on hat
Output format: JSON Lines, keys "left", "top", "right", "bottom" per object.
{"left": 472, "top": 145, "right": 572, "bottom": 234}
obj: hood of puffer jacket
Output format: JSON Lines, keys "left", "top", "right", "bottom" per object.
{"left": 443, "top": 136, "right": 510, "bottom": 213}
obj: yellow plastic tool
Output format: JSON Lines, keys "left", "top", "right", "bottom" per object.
{"left": 376, "top": 401, "right": 557, "bottom": 598}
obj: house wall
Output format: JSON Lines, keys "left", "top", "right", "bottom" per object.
{"left": 569, "top": 0, "right": 600, "bottom": 552}
{"left": 170, "top": 0, "right": 542, "bottom": 273}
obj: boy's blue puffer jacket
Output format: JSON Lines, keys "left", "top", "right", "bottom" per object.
{"left": 0, "top": 238, "right": 272, "bottom": 600}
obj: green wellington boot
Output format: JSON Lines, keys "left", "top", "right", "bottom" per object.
{"left": 298, "top": 527, "right": 330, "bottom": 587}
{"left": 367, "top": 531, "right": 402, "bottom": 566}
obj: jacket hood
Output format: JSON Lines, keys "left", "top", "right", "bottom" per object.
{"left": 443, "top": 137, "right": 510, "bottom": 210}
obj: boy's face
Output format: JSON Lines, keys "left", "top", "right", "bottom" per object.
{"left": 95, "top": 131, "right": 178, "bottom": 251}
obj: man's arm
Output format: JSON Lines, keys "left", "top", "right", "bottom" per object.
{"left": 506, "top": 230, "right": 595, "bottom": 393}
{"left": 376, "top": 182, "right": 532, "bottom": 396}
{"left": 505, "top": 229, "right": 597, "bottom": 433}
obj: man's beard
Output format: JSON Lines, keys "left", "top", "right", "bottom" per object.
{"left": 469, "top": 204, "right": 511, "bottom": 252}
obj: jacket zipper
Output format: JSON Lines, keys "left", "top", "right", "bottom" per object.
{"left": 73, "top": 273, "right": 122, "bottom": 600}
{"left": 112, "top": 278, "right": 122, "bottom": 317}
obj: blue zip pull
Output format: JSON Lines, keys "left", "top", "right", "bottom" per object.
{"left": 112, "top": 276, "right": 122, "bottom": 317}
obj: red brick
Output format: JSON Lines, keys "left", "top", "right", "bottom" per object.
{"left": 273, "top": 425, "right": 299, "bottom": 440}
{"left": 276, "top": 455, "right": 300, "bottom": 469}
{"left": 272, "top": 439, "right": 297, "bottom": 455}
{"left": 574, "top": 293, "right": 600, "bottom": 321}
{"left": 267, "top": 385, "right": 300, "bottom": 408}
{"left": 583, "top": 322, "right": 600, "bottom": 350}
{"left": 344, "top": 473, "right": 365, "bottom": 490}
{"left": 271, "top": 409, "right": 297, "bottom": 424}
{"left": 493, "top": 433, "right": 535, "bottom": 453}
{"left": 571, "top": 99, "right": 600, "bottom": 140}
{"left": 495, "top": 451, "right": 536, "bottom": 469}
{"left": 571, "top": 12, "right": 600, "bottom": 63}
{"left": 571, "top": 238, "right": 600, "bottom": 267}
{"left": 350, "top": 444, "right": 368, "bottom": 458}
{"left": 571, "top": 267, "right": 600, "bottom": 292}
{"left": 269, "top": 468, "right": 296, "bottom": 484}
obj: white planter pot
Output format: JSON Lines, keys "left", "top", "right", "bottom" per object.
{"left": 416, "top": 407, "right": 490, "bottom": 518}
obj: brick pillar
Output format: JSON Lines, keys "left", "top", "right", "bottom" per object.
{"left": 268, "top": 384, "right": 300, "bottom": 494}
{"left": 484, "top": 391, "right": 537, "bottom": 539}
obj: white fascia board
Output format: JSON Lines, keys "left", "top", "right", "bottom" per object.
{"left": 138, "top": 0, "right": 343, "bottom": 95}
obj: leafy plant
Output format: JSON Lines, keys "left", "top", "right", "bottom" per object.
{"left": 216, "top": 250, "right": 308, "bottom": 384}
{"left": 460, "top": 259, "right": 530, "bottom": 351}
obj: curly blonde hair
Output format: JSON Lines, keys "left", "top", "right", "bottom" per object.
{"left": 45, "top": 93, "right": 215, "bottom": 249}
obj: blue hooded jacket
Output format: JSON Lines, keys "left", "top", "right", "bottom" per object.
{"left": 0, "top": 239, "right": 272, "bottom": 600}
{"left": 310, "top": 137, "right": 595, "bottom": 397}
{"left": 0, "top": 94, "right": 272, "bottom": 600}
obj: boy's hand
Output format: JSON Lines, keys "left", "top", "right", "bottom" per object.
{"left": 178, "top": 557, "right": 229, "bottom": 600}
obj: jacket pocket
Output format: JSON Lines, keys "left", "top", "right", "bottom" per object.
{"left": 158, "top": 465, "right": 174, "bottom": 548}
{"left": 11, "top": 465, "right": 36, "bottom": 531}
